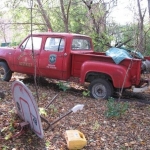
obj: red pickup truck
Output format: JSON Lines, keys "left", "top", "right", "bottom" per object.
{"left": 0, "top": 32, "right": 150, "bottom": 99}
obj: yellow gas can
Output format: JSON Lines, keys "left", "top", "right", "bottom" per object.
{"left": 65, "top": 130, "right": 87, "bottom": 150}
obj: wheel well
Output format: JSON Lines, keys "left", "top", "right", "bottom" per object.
{"left": 85, "top": 72, "right": 113, "bottom": 84}
{"left": 0, "top": 59, "right": 8, "bottom": 64}
{"left": 0, "top": 59, "right": 13, "bottom": 72}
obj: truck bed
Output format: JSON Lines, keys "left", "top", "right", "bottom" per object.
{"left": 71, "top": 52, "right": 142, "bottom": 86}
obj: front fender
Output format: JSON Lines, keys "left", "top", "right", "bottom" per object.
{"left": 80, "top": 61, "right": 131, "bottom": 88}
{"left": 0, "top": 48, "right": 15, "bottom": 70}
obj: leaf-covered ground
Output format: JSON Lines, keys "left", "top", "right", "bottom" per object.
{"left": 0, "top": 73, "right": 150, "bottom": 150}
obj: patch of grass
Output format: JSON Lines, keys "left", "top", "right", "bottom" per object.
{"left": 57, "top": 81, "right": 70, "bottom": 92}
{"left": 2, "top": 145, "right": 9, "bottom": 150}
{"left": 82, "top": 90, "right": 90, "bottom": 97}
{"left": 105, "top": 97, "right": 129, "bottom": 119}
{"left": 92, "top": 120, "right": 100, "bottom": 130}
{"left": 120, "top": 146, "right": 133, "bottom": 150}
{"left": 45, "top": 141, "right": 51, "bottom": 148}
{"left": 39, "top": 107, "right": 47, "bottom": 116}
{"left": 49, "top": 104, "right": 58, "bottom": 115}
{"left": 1, "top": 118, "right": 16, "bottom": 140}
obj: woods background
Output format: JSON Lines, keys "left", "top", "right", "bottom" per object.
{"left": 0, "top": 0, "right": 150, "bottom": 53}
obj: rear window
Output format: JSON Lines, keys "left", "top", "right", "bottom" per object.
{"left": 45, "top": 37, "right": 65, "bottom": 51}
{"left": 71, "top": 38, "right": 91, "bottom": 50}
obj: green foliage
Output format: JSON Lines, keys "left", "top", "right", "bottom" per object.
{"left": 1, "top": 0, "right": 150, "bottom": 56}
{"left": 105, "top": 97, "right": 128, "bottom": 119}
{"left": 91, "top": 32, "right": 113, "bottom": 52}
{"left": 4, "top": 133, "right": 12, "bottom": 140}
{"left": 69, "top": 2, "right": 87, "bottom": 34}
{"left": 49, "top": 104, "right": 58, "bottom": 115}
{"left": 92, "top": 120, "right": 100, "bottom": 130}
{"left": 45, "top": 141, "right": 51, "bottom": 148}
{"left": 144, "top": 24, "right": 150, "bottom": 55}
{"left": 109, "top": 23, "right": 150, "bottom": 55}
{"left": 9, "top": 122, "right": 15, "bottom": 132}
{"left": 1, "top": 118, "right": 15, "bottom": 140}
{"left": 2, "top": 145, "right": 9, "bottom": 150}
{"left": 114, "top": 24, "right": 138, "bottom": 50}
{"left": 39, "top": 105, "right": 57, "bottom": 116}
{"left": 0, "top": 0, "right": 46, "bottom": 44}
{"left": 39, "top": 107, "right": 47, "bottom": 116}
{"left": 82, "top": 90, "right": 90, "bottom": 97}
{"left": 57, "top": 81, "right": 69, "bottom": 92}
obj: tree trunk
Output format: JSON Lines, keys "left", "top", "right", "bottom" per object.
{"left": 82, "top": 0, "right": 99, "bottom": 33}
{"left": 36, "top": 0, "right": 53, "bottom": 31}
{"left": 60, "top": 0, "right": 71, "bottom": 32}
{"left": 137, "top": 0, "right": 146, "bottom": 53}
{"left": 148, "top": 0, "right": 150, "bottom": 20}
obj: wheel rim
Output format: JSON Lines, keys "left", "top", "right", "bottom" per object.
{"left": 92, "top": 83, "right": 107, "bottom": 99}
{"left": 0, "top": 66, "right": 5, "bottom": 79}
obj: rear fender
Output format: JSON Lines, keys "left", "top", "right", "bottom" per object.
{"left": 80, "top": 61, "right": 131, "bottom": 88}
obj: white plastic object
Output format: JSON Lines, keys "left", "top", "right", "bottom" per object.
{"left": 71, "top": 104, "right": 84, "bottom": 113}
{"left": 132, "top": 84, "right": 149, "bottom": 93}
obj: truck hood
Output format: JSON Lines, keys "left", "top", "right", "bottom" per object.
{"left": 0, "top": 47, "right": 16, "bottom": 58}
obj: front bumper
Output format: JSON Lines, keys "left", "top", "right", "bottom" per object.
{"left": 132, "top": 82, "right": 150, "bottom": 93}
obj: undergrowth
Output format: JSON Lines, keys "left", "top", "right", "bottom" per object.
{"left": 105, "top": 97, "right": 129, "bottom": 118}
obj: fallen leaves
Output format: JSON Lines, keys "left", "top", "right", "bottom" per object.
{"left": 0, "top": 73, "right": 150, "bottom": 149}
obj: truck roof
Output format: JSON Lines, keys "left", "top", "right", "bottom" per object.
{"left": 30, "top": 32, "right": 90, "bottom": 38}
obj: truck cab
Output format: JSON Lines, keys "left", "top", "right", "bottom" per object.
{"left": 10, "top": 32, "right": 93, "bottom": 80}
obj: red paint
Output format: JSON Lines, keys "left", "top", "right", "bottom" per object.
{"left": 0, "top": 32, "right": 147, "bottom": 90}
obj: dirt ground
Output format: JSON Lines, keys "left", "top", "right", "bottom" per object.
{"left": 0, "top": 73, "right": 150, "bottom": 150}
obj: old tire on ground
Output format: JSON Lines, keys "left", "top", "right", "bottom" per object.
{"left": 89, "top": 78, "right": 113, "bottom": 99}
{"left": 0, "top": 62, "right": 12, "bottom": 81}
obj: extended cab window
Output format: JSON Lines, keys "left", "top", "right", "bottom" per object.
{"left": 21, "top": 37, "right": 42, "bottom": 50}
{"left": 45, "top": 37, "right": 65, "bottom": 51}
{"left": 72, "top": 38, "right": 91, "bottom": 50}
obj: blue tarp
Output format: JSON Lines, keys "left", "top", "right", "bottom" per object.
{"left": 106, "top": 47, "right": 132, "bottom": 64}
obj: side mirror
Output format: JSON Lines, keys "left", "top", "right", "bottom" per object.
{"left": 20, "top": 45, "right": 25, "bottom": 51}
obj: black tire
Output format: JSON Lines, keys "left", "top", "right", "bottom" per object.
{"left": 0, "top": 62, "right": 12, "bottom": 81}
{"left": 89, "top": 78, "right": 113, "bottom": 99}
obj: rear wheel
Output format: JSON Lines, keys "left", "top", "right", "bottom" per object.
{"left": 0, "top": 62, "right": 12, "bottom": 81}
{"left": 89, "top": 78, "right": 113, "bottom": 99}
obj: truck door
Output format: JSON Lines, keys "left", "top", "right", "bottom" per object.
{"left": 38, "top": 37, "right": 65, "bottom": 79}
{"left": 14, "top": 36, "right": 42, "bottom": 74}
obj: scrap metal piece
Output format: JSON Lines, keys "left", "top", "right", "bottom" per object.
{"left": 12, "top": 122, "right": 30, "bottom": 138}
{"left": 132, "top": 83, "right": 150, "bottom": 93}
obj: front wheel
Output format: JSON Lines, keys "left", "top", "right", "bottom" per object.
{"left": 0, "top": 62, "right": 12, "bottom": 81}
{"left": 89, "top": 78, "right": 113, "bottom": 99}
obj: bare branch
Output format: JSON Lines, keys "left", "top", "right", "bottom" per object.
{"left": 0, "top": 22, "right": 46, "bottom": 25}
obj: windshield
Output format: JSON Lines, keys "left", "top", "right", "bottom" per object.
{"left": 21, "top": 37, "right": 42, "bottom": 50}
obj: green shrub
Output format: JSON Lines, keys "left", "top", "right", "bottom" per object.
{"left": 39, "top": 107, "right": 47, "bottom": 116}
{"left": 57, "top": 82, "right": 69, "bottom": 92}
{"left": 82, "top": 90, "right": 90, "bottom": 97}
{"left": 105, "top": 97, "right": 128, "bottom": 118}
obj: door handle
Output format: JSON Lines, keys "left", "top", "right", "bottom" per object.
{"left": 57, "top": 53, "right": 67, "bottom": 57}
{"left": 64, "top": 53, "right": 67, "bottom": 56}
